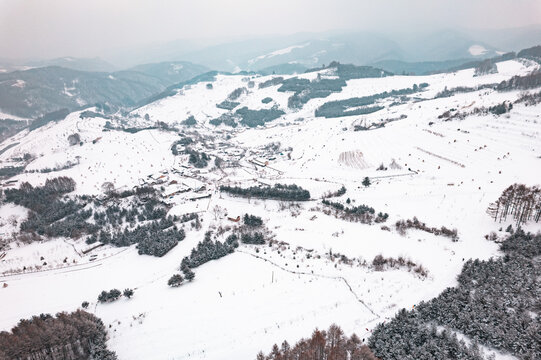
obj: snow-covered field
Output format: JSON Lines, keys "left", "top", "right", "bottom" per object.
{"left": 0, "top": 59, "right": 540, "bottom": 359}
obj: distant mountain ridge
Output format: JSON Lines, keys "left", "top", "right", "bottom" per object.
{"left": 0, "top": 61, "right": 208, "bottom": 119}
{"left": 1, "top": 41, "right": 540, "bottom": 121}
{"left": 98, "top": 28, "right": 541, "bottom": 72}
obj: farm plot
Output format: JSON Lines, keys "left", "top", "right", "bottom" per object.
{"left": 338, "top": 151, "right": 370, "bottom": 169}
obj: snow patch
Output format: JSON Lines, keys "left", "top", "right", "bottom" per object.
{"left": 248, "top": 43, "right": 310, "bottom": 65}
{"left": 11, "top": 80, "right": 25, "bottom": 88}
{"left": 469, "top": 44, "right": 488, "bottom": 56}
{"left": 171, "top": 64, "right": 184, "bottom": 73}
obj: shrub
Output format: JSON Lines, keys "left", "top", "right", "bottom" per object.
{"left": 362, "top": 177, "right": 371, "bottom": 187}
{"left": 68, "top": 133, "right": 81, "bottom": 146}
{"left": 168, "top": 274, "right": 184, "bottom": 287}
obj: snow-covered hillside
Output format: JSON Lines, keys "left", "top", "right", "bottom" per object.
{"left": 0, "top": 58, "right": 540, "bottom": 359}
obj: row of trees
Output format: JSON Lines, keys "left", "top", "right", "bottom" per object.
{"left": 98, "top": 219, "right": 186, "bottom": 257}
{"left": 216, "top": 100, "right": 240, "bottom": 110}
{"left": 372, "top": 254, "right": 427, "bottom": 276}
{"left": 323, "top": 185, "right": 347, "bottom": 199}
{"left": 258, "top": 77, "right": 284, "bottom": 89}
{"left": 487, "top": 184, "right": 541, "bottom": 225}
{"left": 4, "top": 176, "right": 76, "bottom": 212}
{"left": 395, "top": 217, "right": 458, "bottom": 241}
{"left": 496, "top": 71, "right": 541, "bottom": 91}
{"left": 0, "top": 166, "right": 25, "bottom": 178}
{"left": 91, "top": 199, "right": 167, "bottom": 228}
{"left": 220, "top": 183, "right": 311, "bottom": 201}
{"left": 180, "top": 232, "right": 238, "bottom": 270}
{"left": 275, "top": 63, "right": 393, "bottom": 110}
{"left": 236, "top": 106, "right": 285, "bottom": 128}
{"left": 168, "top": 266, "right": 195, "bottom": 287}
{"left": 315, "top": 84, "right": 427, "bottom": 118}
{"left": 98, "top": 288, "right": 133, "bottom": 302}
{"left": 369, "top": 231, "right": 540, "bottom": 359}
{"left": 210, "top": 106, "right": 285, "bottom": 128}
{"left": 437, "top": 100, "right": 513, "bottom": 121}
{"left": 434, "top": 83, "right": 495, "bottom": 99}
{"left": 0, "top": 310, "right": 117, "bottom": 360}
{"left": 173, "top": 228, "right": 267, "bottom": 286}
{"left": 241, "top": 232, "right": 266, "bottom": 245}
{"left": 227, "top": 87, "right": 248, "bottom": 101}
{"left": 256, "top": 324, "right": 379, "bottom": 360}
{"left": 474, "top": 59, "right": 498, "bottom": 76}
{"left": 321, "top": 199, "right": 388, "bottom": 224}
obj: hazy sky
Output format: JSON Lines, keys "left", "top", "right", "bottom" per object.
{"left": 1, "top": 0, "right": 540, "bottom": 60}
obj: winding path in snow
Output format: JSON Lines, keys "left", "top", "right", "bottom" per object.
{"left": 236, "top": 249, "right": 380, "bottom": 319}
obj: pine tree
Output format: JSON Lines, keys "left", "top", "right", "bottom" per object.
{"left": 168, "top": 274, "right": 184, "bottom": 287}
{"left": 362, "top": 177, "right": 371, "bottom": 187}
{"left": 183, "top": 267, "right": 195, "bottom": 281}
{"left": 98, "top": 291, "right": 109, "bottom": 303}
{"left": 108, "top": 289, "right": 121, "bottom": 301}
{"left": 123, "top": 288, "right": 134, "bottom": 299}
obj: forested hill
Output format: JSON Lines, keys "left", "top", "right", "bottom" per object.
{"left": 0, "top": 62, "right": 208, "bottom": 119}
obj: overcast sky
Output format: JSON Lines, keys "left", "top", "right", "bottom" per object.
{"left": 1, "top": 0, "right": 540, "bottom": 60}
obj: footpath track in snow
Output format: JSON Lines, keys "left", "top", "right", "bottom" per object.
{"left": 237, "top": 249, "right": 380, "bottom": 319}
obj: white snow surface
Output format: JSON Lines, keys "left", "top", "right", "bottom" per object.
{"left": 0, "top": 59, "right": 540, "bottom": 359}
{"left": 248, "top": 43, "right": 310, "bottom": 65}
{"left": 469, "top": 44, "right": 489, "bottom": 56}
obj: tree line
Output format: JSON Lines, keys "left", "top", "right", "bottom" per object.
{"left": 180, "top": 231, "right": 238, "bottom": 270}
{"left": 220, "top": 183, "right": 311, "bottom": 201}
{"left": 315, "top": 84, "right": 427, "bottom": 118}
{"left": 91, "top": 217, "right": 186, "bottom": 257}
{"left": 322, "top": 199, "right": 388, "bottom": 224}
{"left": 395, "top": 217, "right": 458, "bottom": 241}
{"left": 256, "top": 324, "right": 379, "bottom": 360}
